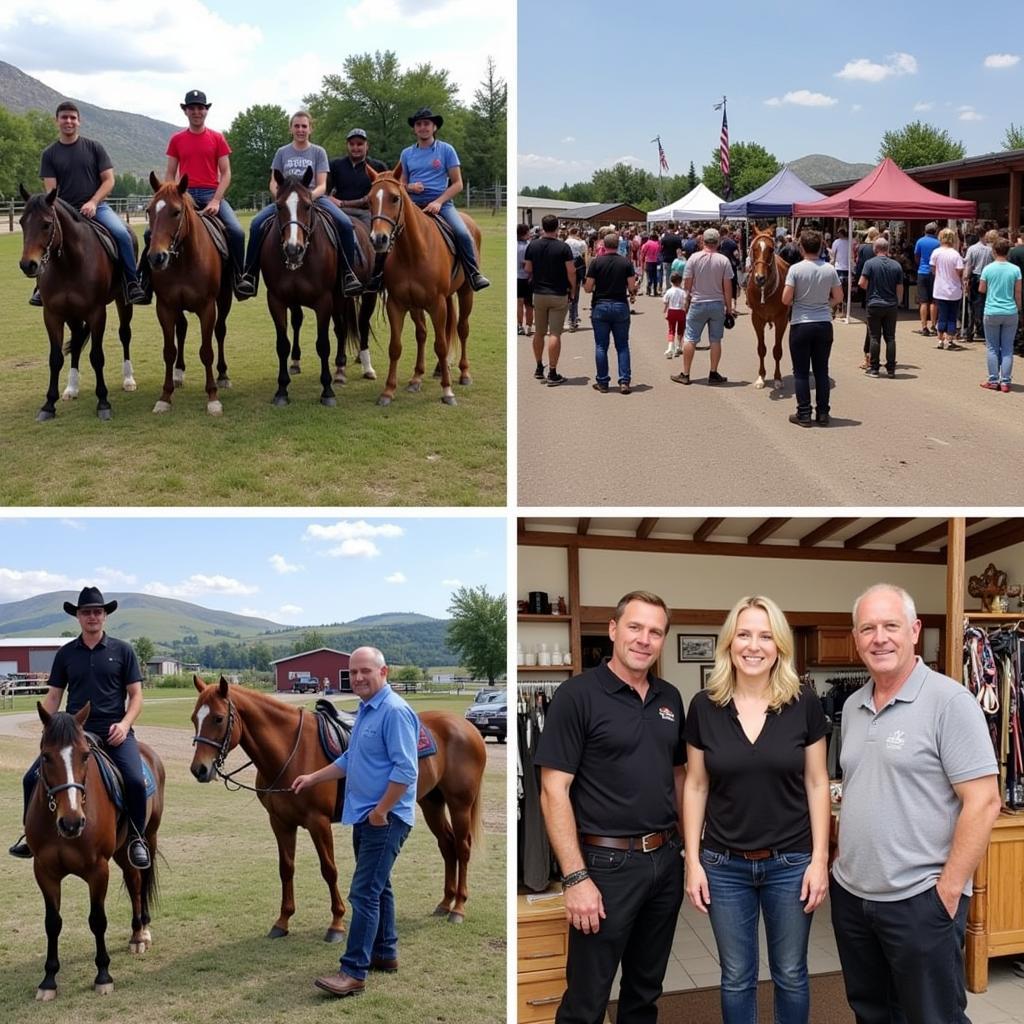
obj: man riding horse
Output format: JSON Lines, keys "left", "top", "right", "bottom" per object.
{"left": 236, "top": 111, "right": 363, "bottom": 300}
{"left": 28, "top": 101, "right": 146, "bottom": 307}
{"left": 397, "top": 107, "right": 490, "bottom": 292}
{"left": 327, "top": 128, "right": 388, "bottom": 233}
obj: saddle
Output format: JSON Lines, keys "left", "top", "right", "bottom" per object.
{"left": 197, "top": 212, "right": 230, "bottom": 261}
{"left": 257, "top": 208, "right": 367, "bottom": 271}
{"left": 82, "top": 732, "right": 157, "bottom": 816}
{"left": 427, "top": 215, "right": 459, "bottom": 259}
{"left": 56, "top": 198, "right": 118, "bottom": 263}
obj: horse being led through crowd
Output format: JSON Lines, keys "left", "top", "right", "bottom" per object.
{"left": 746, "top": 229, "right": 791, "bottom": 391}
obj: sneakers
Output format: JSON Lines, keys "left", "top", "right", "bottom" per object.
{"left": 619, "top": 383, "right": 631, "bottom": 395}
{"left": 546, "top": 371, "right": 566, "bottom": 387}
{"left": 707, "top": 371, "right": 728, "bottom": 384}
{"left": 980, "top": 381, "right": 999, "bottom": 390}
{"left": 1001, "top": 383, "right": 1011, "bottom": 393}
{"left": 670, "top": 372, "right": 691, "bottom": 385}
{"left": 788, "top": 414, "right": 813, "bottom": 428}
{"left": 886, "top": 368, "right": 896, "bottom": 378}
{"left": 867, "top": 368, "right": 880, "bottom": 377}
{"left": 664, "top": 345, "right": 675, "bottom": 358}
{"left": 592, "top": 382, "right": 609, "bottom": 393}
{"left": 927, "top": 327, "right": 938, "bottom": 336}
{"left": 816, "top": 413, "right": 831, "bottom": 426}
{"left": 534, "top": 363, "right": 545, "bottom": 380}
{"left": 946, "top": 342, "right": 964, "bottom": 351}
{"left": 516, "top": 325, "right": 525, "bottom": 335}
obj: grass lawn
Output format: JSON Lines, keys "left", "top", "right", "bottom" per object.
{"left": 1, "top": 210, "right": 506, "bottom": 506}
{"left": 0, "top": 690, "right": 506, "bottom": 1023}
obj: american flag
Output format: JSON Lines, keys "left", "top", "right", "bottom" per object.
{"left": 719, "top": 108, "right": 730, "bottom": 179}
{"left": 658, "top": 139, "right": 669, "bottom": 173}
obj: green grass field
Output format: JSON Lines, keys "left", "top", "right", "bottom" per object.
{"left": 0, "top": 689, "right": 506, "bottom": 1023}
{"left": 1, "top": 210, "right": 506, "bottom": 506}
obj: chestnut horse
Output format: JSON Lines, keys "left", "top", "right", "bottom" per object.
{"left": 189, "top": 677, "right": 486, "bottom": 935}
{"left": 365, "top": 164, "right": 481, "bottom": 406}
{"left": 26, "top": 703, "right": 164, "bottom": 1001}
{"left": 18, "top": 186, "right": 137, "bottom": 421}
{"left": 746, "top": 229, "right": 790, "bottom": 391}
{"left": 146, "top": 172, "right": 233, "bottom": 415}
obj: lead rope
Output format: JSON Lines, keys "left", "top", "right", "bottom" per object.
{"left": 216, "top": 708, "right": 307, "bottom": 795}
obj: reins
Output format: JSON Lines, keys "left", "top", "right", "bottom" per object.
{"left": 751, "top": 235, "right": 780, "bottom": 305}
{"left": 277, "top": 190, "right": 317, "bottom": 270}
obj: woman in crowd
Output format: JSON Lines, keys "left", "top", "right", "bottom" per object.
{"left": 979, "top": 236, "right": 1023, "bottom": 392}
{"left": 683, "top": 595, "right": 830, "bottom": 1024}
{"left": 929, "top": 227, "right": 965, "bottom": 350}
{"left": 516, "top": 223, "right": 534, "bottom": 336}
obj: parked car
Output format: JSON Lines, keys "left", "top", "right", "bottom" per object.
{"left": 464, "top": 694, "right": 507, "bottom": 743}
{"left": 292, "top": 677, "right": 321, "bottom": 694}
{"left": 473, "top": 687, "right": 503, "bottom": 704}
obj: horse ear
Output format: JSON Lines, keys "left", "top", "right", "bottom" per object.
{"left": 273, "top": 169, "right": 285, "bottom": 188}
{"left": 45, "top": 188, "right": 57, "bottom": 206}
{"left": 218, "top": 676, "right": 229, "bottom": 698}
{"left": 37, "top": 702, "right": 51, "bottom": 726}
{"left": 150, "top": 171, "right": 161, "bottom": 192}
{"left": 302, "top": 166, "right": 314, "bottom": 187}
{"left": 178, "top": 174, "right": 189, "bottom": 195}
{"left": 19, "top": 183, "right": 30, "bottom": 202}
{"left": 391, "top": 160, "right": 402, "bottom": 178}
{"left": 74, "top": 702, "right": 91, "bottom": 726}
{"left": 193, "top": 674, "right": 206, "bottom": 693}
{"left": 365, "top": 164, "right": 378, "bottom": 182}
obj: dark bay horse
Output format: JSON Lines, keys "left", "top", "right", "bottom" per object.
{"left": 189, "top": 677, "right": 487, "bottom": 934}
{"left": 18, "top": 186, "right": 137, "bottom": 421}
{"left": 746, "top": 229, "right": 790, "bottom": 391}
{"left": 146, "top": 172, "right": 232, "bottom": 415}
{"left": 365, "top": 164, "right": 481, "bottom": 406}
{"left": 26, "top": 702, "right": 164, "bottom": 1001}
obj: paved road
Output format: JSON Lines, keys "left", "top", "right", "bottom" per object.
{"left": 518, "top": 294, "right": 1024, "bottom": 507}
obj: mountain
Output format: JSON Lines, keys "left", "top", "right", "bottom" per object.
{"left": 788, "top": 154, "right": 875, "bottom": 187}
{"left": 0, "top": 61, "right": 178, "bottom": 178}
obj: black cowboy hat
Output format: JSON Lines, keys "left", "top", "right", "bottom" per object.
{"left": 63, "top": 586, "right": 117, "bottom": 616}
{"left": 181, "top": 89, "right": 210, "bottom": 110}
{"left": 408, "top": 106, "right": 443, "bottom": 129}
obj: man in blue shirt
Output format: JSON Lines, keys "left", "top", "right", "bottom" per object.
{"left": 913, "top": 222, "right": 941, "bottom": 336}
{"left": 292, "top": 646, "right": 419, "bottom": 998}
{"left": 397, "top": 106, "right": 490, "bottom": 291}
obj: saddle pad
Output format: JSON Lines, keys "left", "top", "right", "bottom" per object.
{"left": 315, "top": 706, "right": 352, "bottom": 762}
{"left": 427, "top": 214, "right": 458, "bottom": 257}
{"left": 417, "top": 722, "right": 438, "bottom": 759}
{"left": 198, "top": 213, "right": 230, "bottom": 261}
{"left": 56, "top": 198, "right": 118, "bottom": 263}
{"left": 84, "top": 736, "right": 157, "bottom": 812}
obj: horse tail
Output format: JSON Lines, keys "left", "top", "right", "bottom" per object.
{"left": 338, "top": 297, "right": 361, "bottom": 362}
{"left": 139, "top": 852, "right": 160, "bottom": 911}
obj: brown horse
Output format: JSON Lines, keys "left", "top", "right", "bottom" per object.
{"left": 365, "top": 164, "right": 481, "bottom": 406}
{"left": 18, "top": 186, "right": 137, "bottom": 422}
{"left": 189, "top": 677, "right": 486, "bottom": 933}
{"left": 146, "top": 172, "right": 233, "bottom": 415}
{"left": 746, "top": 229, "right": 790, "bottom": 391}
{"left": 26, "top": 702, "right": 164, "bottom": 1001}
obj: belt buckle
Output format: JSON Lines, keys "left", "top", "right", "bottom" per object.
{"left": 640, "top": 832, "right": 659, "bottom": 853}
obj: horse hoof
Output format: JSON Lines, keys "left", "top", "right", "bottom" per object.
{"left": 324, "top": 928, "right": 346, "bottom": 943}
{"left": 142, "top": 928, "right": 152, "bottom": 945}
{"left": 447, "top": 912, "right": 465, "bottom": 925}
{"left": 321, "top": 395, "right": 337, "bottom": 407}
{"left": 207, "top": 400, "right": 223, "bottom": 416}
{"left": 406, "top": 381, "right": 422, "bottom": 393}
{"left": 61, "top": 389, "right": 79, "bottom": 401}
{"left": 217, "top": 377, "right": 232, "bottom": 389}
{"left": 123, "top": 379, "right": 137, "bottom": 392}
{"left": 36, "top": 988, "right": 56, "bottom": 1002}
{"left": 441, "top": 395, "right": 457, "bottom": 406}
{"left": 36, "top": 409, "right": 56, "bottom": 422}
{"left": 94, "top": 983, "right": 114, "bottom": 995}
{"left": 97, "top": 406, "right": 113, "bottom": 421}
{"left": 153, "top": 401, "right": 171, "bottom": 414}
{"left": 173, "top": 371, "right": 184, "bottom": 387}
{"left": 272, "top": 395, "right": 290, "bottom": 407}
{"left": 362, "top": 370, "right": 377, "bottom": 380}
{"left": 772, "top": 379, "right": 784, "bottom": 391}
{"left": 432, "top": 905, "right": 450, "bottom": 917}
{"left": 754, "top": 377, "right": 766, "bottom": 390}
{"left": 289, "top": 363, "right": 301, "bottom": 375}
{"left": 459, "top": 376, "right": 472, "bottom": 386}
{"left": 333, "top": 372, "right": 347, "bottom": 385}
{"left": 377, "top": 395, "right": 392, "bottom": 407}
{"left": 267, "top": 926, "right": 289, "bottom": 939}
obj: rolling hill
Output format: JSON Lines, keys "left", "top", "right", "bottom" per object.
{"left": 788, "top": 154, "right": 875, "bottom": 187}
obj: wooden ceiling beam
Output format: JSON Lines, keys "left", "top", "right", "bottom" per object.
{"left": 636, "top": 518, "right": 659, "bottom": 540}
{"left": 799, "top": 518, "right": 856, "bottom": 547}
{"left": 747, "top": 518, "right": 790, "bottom": 546}
{"left": 844, "top": 518, "right": 913, "bottom": 549}
{"left": 962, "top": 520, "right": 1024, "bottom": 561}
{"left": 577, "top": 518, "right": 591, "bottom": 536}
{"left": 694, "top": 518, "right": 724, "bottom": 543}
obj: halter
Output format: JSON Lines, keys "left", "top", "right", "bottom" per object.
{"left": 148, "top": 194, "right": 189, "bottom": 261}
{"left": 277, "top": 191, "right": 316, "bottom": 271}
{"left": 750, "top": 235, "right": 780, "bottom": 304}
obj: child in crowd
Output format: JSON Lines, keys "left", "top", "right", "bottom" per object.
{"left": 663, "top": 272, "right": 686, "bottom": 357}
{"left": 671, "top": 247, "right": 687, "bottom": 281}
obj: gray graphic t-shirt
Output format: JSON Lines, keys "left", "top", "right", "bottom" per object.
{"left": 271, "top": 143, "right": 329, "bottom": 182}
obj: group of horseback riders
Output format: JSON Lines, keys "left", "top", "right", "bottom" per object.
{"left": 26, "top": 92, "right": 489, "bottom": 309}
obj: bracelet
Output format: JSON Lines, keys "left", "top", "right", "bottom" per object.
{"left": 561, "top": 869, "right": 590, "bottom": 889}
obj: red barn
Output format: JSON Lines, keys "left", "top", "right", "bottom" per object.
{"left": 0, "top": 638, "right": 74, "bottom": 678}
{"left": 272, "top": 648, "right": 351, "bottom": 693}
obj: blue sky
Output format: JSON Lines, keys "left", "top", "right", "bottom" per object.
{"left": 0, "top": 0, "right": 509, "bottom": 125}
{"left": 518, "top": 0, "right": 1024, "bottom": 189}
{"left": 0, "top": 516, "right": 506, "bottom": 625}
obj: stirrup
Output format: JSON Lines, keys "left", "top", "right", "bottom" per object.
{"left": 128, "top": 837, "right": 151, "bottom": 869}
{"left": 9, "top": 835, "right": 32, "bottom": 859}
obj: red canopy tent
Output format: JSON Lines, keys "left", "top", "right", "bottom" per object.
{"left": 792, "top": 158, "right": 978, "bottom": 319}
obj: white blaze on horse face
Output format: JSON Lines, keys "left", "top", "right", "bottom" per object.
{"left": 155, "top": 200, "right": 166, "bottom": 216}
{"left": 60, "top": 745, "right": 78, "bottom": 811}
{"left": 286, "top": 192, "right": 299, "bottom": 247}
{"left": 196, "top": 704, "right": 210, "bottom": 736}
{"left": 375, "top": 188, "right": 385, "bottom": 220}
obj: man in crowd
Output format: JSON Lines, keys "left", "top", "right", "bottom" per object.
{"left": 327, "top": 128, "right": 388, "bottom": 232}
{"left": 831, "top": 584, "right": 1001, "bottom": 1024}
{"left": 584, "top": 231, "right": 636, "bottom": 394}
{"left": 29, "top": 101, "right": 146, "bottom": 306}
{"left": 536, "top": 591, "right": 685, "bottom": 1024}
{"left": 858, "top": 237, "right": 905, "bottom": 378}
{"left": 962, "top": 230, "right": 994, "bottom": 341}
{"left": 524, "top": 214, "right": 575, "bottom": 387}
{"left": 292, "top": 647, "right": 419, "bottom": 999}
{"left": 913, "top": 222, "right": 941, "bottom": 336}
{"left": 659, "top": 222, "right": 683, "bottom": 300}
{"left": 9, "top": 587, "right": 151, "bottom": 869}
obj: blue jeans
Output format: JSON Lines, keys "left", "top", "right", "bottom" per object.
{"left": 702, "top": 848, "right": 814, "bottom": 1024}
{"left": 93, "top": 203, "right": 140, "bottom": 280}
{"left": 416, "top": 199, "right": 481, "bottom": 276}
{"left": 243, "top": 198, "right": 356, "bottom": 277}
{"left": 186, "top": 187, "right": 244, "bottom": 271}
{"left": 591, "top": 300, "right": 632, "bottom": 385}
{"left": 340, "top": 814, "right": 412, "bottom": 981}
{"left": 983, "top": 313, "right": 1017, "bottom": 383}
{"left": 684, "top": 299, "right": 726, "bottom": 343}
{"left": 935, "top": 297, "right": 960, "bottom": 335}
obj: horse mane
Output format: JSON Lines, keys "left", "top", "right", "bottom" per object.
{"left": 42, "top": 711, "right": 84, "bottom": 747}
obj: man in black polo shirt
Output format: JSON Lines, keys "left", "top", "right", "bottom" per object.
{"left": 524, "top": 214, "right": 575, "bottom": 386}
{"left": 536, "top": 590, "right": 685, "bottom": 1024}
{"left": 327, "top": 128, "right": 389, "bottom": 232}
{"left": 9, "top": 587, "right": 151, "bottom": 869}
{"left": 584, "top": 232, "right": 637, "bottom": 394}
{"left": 659, "top": 223, "right": 683, "bottom": 298}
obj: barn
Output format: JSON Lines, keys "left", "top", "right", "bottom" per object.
{"left": 0, "top": 637, "right": 74, "bottom": 678}
{"left": 271, "top": 648, "right": 351, "bottom": 693}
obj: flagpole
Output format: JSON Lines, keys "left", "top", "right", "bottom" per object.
{"left": 651, "top": 135, "right": 666, "bottom": 206}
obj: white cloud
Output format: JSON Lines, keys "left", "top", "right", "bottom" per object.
{"left": 385, "top": 572, "right": 407, "bottom": 584}
{"left": 93, "top": 566, "right": 138, "bottom": 586}
{"left": 0, "top": 568, "right": 78, "bottom": 602}
{"left": 913, "top": 101, "right": 935, "bottom": 112}
{"left": 239, "top": 604, "right": 303, "bottom": 622}
{"left": 765, "top": 90, "right": 837, "bottom": 107}
{"left": 269, "top": 553, "right": 302, "bottom": 574}
{"left": 441, "top": 578, "right": 464, "bottom": 587}
{"left": 328, "top": 539, "right": 381, "bottom": 559}
{"left": 562, "top": 135, "right": 575, "bottom": 143}
{"left": 836, "top": 52, "right": 917, "bottom": 82}
{"left": 984, "top": 53, "right": 1020, "bottom": 69}
{"left": 851, "top": 103, "right": 863, "bottom": 112}
{"left": 959, "top": 108, "right": 985, "bottom": 121}
{"left": 306, "top": 521, "right": 404, "bottom": 542}
{"left": 143, "top": 574, "right": 258, "bottom": 598}
{"left": 59, "top": 519, "right": 86, "bottom": 531}
{"left": 609, "top": 154, "right": 644, "bottom": 167}
{"left": 344, "top": 0, "right": 487, "bottom": 30}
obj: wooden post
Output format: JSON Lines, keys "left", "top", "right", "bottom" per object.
{"left": 567, "top": 546, "right": 581, "bottom": 672}
{"left": 945, "top": 517, "right": 965, "bottom": 680}
{"left": 1009, "top": 169, "right": 1022, "bottom": 237}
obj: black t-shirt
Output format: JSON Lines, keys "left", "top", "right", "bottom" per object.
{"left": 779, "top": 243, "right": 802, "bottom": 266}
{"left": 720, "top": 237, "right": 739, "bottom": 268}
{"left": 524, "top": 236, "right": 573, "bottom": 295}
{"left": 660, "top": 232, "right": 682, "bottom": 264}
{"left": 39, "top": 137, "right": 112, "bottom": 210}
{"left": 48, "top": 633, "right": 143, "bottom": 730}
{"left": 681, "top": 237, "right": 699, "bottom": 257}
{"left": 685, "top": 685, "right": 827, "bottom": 853}
{"left": 328, "top": 155, "right": 389, "bottom": 201}
{"left": 534, "top": 660, "right": 686, "bottom": 835}
{"left": 586, "top": 253, "right": 634, "bottom": 303}
{"left": 860, "top": 255, "right": 904, "bottom": 307}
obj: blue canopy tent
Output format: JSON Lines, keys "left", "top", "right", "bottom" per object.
{"left": 719, "top": 166, "right": 826, "bottom": 219}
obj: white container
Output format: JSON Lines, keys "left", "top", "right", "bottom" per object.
{"left": 516, "top": 643, "right": 525, "bottom": 666}
{"left": 525, "top": 649, "right": 537, "bottom": 666}
{"left": 563, "top": 652, "right": 573, "bottom": 665}
{"left": 538, "top": 642, "right": 552, "bottom": 667}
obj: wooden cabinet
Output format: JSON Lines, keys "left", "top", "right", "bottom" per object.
{"left": 807, "top": 628, "right": 862, "bottom": 666}
{"left": 518, "top": 892, "right": 568, "bottom": 1024}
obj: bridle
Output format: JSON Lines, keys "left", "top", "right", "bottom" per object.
{"left": 277, "top": 187, "right": 316, "bottom": 271}
{"left": 148, "top": 193, "right": 189, "bottom": 261}
{"left": 369, "top": 180, "right": 406, "bottom": 255}
{"left": 38, "top": 745, "right": 87, "bottom": 814}
{"left": 192, "top": 696, "right": 306, "bottom": 794}
{"left": 750, "top": 234, "right": 780, "bottom": 304}
{"left": 29, "top": 205, "right": 64, "bottom": 271}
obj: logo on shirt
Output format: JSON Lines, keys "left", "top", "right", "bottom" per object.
{"left": 886, "top": 729, "right": 906, "bottom": 751}
{"left": 658, "top": 706, "right": 676, "bottom": 722}
{"left": 432, "top": 158, "right": 442, "bottom": 169}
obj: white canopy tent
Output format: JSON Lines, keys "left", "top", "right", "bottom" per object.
{"left": 647, "top": 182, "right": 737, "bottom": 223}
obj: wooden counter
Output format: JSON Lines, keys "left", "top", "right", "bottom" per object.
{"left": 518, "top": 891, "right": 568, "bottom": 1024}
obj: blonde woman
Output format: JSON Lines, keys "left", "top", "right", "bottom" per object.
{"left": 928, "top": 227, "right": 965, "bottom": 349}
{"left": 683, "top": 596, "right": 830, "bottom": 1024}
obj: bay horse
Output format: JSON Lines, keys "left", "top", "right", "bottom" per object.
{"left": 18, "top": 185, "right": 138, "bottom": 422}
{"left": 146, "top": 172, "right": 233, "bottom": 415}
{"left": 286, "top": 301, "right": 377, "bottom": 384}
{"left": 365, "top": 164, "right": 481, "bottom": 406}
{"left": 189, "top": 677, "right": 487, "bottom": 934}
{"left": 746, "top": 229, "right": 790, "bottom": 391}
{"left": 26, "top": 702, "right": 164, "bottom": 1001}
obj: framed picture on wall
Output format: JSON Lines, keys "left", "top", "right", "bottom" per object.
{"left": 700, "top": 664, "right": 714, "bottom": 689}
{"left": 678, "top": 634, "right": 716, "bottom": 662}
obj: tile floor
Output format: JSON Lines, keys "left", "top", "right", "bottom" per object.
{"left": 613, "top": 899, "right": 1024, "bottom": 1023}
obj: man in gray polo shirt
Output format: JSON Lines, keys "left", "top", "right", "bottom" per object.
{"left": 830, "top": 583, "right": 1001, "bottom": 1024}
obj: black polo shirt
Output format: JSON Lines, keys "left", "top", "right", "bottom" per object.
{"left": 534, "top": 659, "right": 686, "bottom": 836}
{"left": 660, "top": 232, "right": 682, "bottom": 264}
{"left": 48, "top": 633, "right": 142, "bottom": 730}
{"left": 329, "top": 155, "right": 389, "bottom": 201}
{"left": 586, "top": 253, "right": 634, "bottom": 303}
{"left": 685, "top": 685, "right": 827, "bottom": 853}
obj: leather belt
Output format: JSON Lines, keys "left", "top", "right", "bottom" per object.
{"left": 705, "top": 845, "right": 776, "bottom": 861}
{"left": 580, "top": 830, "right": 675, "bottom": 853}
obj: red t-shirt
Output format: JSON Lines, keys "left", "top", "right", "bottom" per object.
{"left": 166, "top": 128, "right": 231, "bottom": 189}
